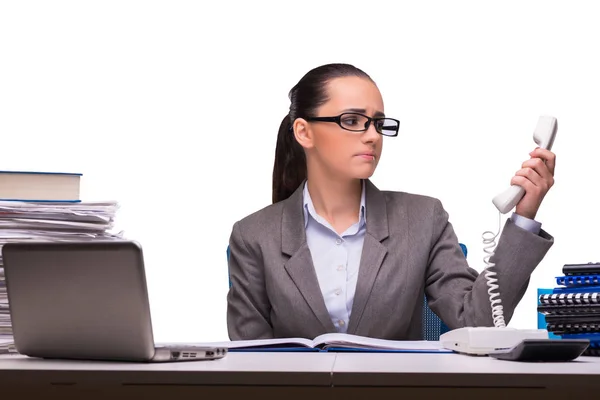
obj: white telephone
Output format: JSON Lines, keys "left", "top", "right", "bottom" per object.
{"left": 440, "top": 116, "right": 558, "bottom": 355}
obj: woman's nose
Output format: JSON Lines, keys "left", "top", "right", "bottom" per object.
{"left": 362, "top": 122, "right": 380, "bottom": 143}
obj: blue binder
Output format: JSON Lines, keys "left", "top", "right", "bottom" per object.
{"left": 556, "top": 275, "right": 600, "bottom": 287}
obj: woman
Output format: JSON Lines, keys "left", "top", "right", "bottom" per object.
{"left": 226, "top": 63, "right": 555, "bottom": 340}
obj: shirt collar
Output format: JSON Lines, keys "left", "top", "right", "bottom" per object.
{"left": 302, "top": 180, "right": 367, "bottom": 229}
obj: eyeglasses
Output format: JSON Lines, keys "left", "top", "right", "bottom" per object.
{"left": 305, "top": 112, "right": 400, "bottom": 137}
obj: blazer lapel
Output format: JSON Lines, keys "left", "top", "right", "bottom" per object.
{"left": 281, "top": 182, "right": 337, "bottom": 332}
{"left": 347, "top": 180, "right": 390, "bottom": 334}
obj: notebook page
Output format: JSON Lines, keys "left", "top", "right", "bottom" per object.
{"left": 158, "top": 337, "right": 315, "bottom": 349}
{"left": 311, "top": 333, "right": 444, "bottom": 350}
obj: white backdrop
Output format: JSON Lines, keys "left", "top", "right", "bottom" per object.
{"left": 1, "top": 0, "right": 599, "bottom": 342}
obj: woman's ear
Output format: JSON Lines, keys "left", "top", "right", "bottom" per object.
{"left": 293, "top": 118, "right": 314, "bottom": 149}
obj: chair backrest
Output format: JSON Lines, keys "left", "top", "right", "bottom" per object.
{"left": 227, "top": 243, "right": 467, "bottom": 341}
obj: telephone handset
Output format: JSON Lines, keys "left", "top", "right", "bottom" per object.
{"left": 440, "top": 116, "right": 560, "bottom": 357}
{"left": 492, "top": 116, "right": 558, "bottom": 214}
{"left": 484, "top": 116, "right": 558, "bottom": 328}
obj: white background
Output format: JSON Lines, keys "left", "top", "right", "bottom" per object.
{"left": 1, "top": 0, "right": 599, "bottom": 342}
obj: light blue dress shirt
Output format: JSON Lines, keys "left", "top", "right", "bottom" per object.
{"left": 302, "top": 180, "right": 542, "bottom": 333}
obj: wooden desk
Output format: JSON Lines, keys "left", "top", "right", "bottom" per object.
{"left": 2, "top": 351, "right": 600, "bottom": 399}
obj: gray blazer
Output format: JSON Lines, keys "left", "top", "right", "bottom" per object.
{"left": 226, "top": 179, "right": 554, "bottom": 340}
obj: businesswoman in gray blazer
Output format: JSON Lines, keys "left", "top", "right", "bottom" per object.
{"left": 227, "top": 63, "right": 555, "bottom": 341}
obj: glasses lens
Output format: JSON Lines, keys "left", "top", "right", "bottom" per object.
{"left": 339, "top": 113, "right": 370, "bottom": 131}
{"left": 376, "top": 119, "right": 399, "bottom": 136}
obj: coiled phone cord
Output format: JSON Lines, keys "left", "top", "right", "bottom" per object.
{"left": 482, "top": 211, "right": 506, "bottom": 328}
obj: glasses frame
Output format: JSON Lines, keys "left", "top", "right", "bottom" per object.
{"left": 305, "top": 112, "right": 400, "bottom": 137}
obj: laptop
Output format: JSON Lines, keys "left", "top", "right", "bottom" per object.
{"left": 1, "top": 240, "right": 227, "bottom": 362}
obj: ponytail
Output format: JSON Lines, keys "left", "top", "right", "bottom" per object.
{"left": 272, "top": 114, "right": 307, "bottom": 203}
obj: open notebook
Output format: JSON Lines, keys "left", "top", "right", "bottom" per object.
{"left": 169, "top": 333, "right": 450, "bottom": 353}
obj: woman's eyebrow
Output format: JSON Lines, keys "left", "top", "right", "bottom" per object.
{"left": 342, "top": 108, "right": 386, "bottom": 117}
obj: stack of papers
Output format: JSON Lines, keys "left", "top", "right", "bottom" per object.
{"left": 0, "top": 336, "right": 16, "bottom": 354}
{"left": 0, "top": 267, "right": 9, "bottom": 344}
{"left": 0, "top": 200, "right": 124, "bottom": 352}
{"left": 0, "top": 201, "right": 119, "bottom": 231}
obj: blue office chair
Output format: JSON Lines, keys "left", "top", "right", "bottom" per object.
{"left": 226, "top": 243, "right": 467, "bottom": 341}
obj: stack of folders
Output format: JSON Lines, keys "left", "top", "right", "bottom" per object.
{"left": 538, "top": 262, "right": 600, "bottom": 356}
{"left": 0, "top": 200, "right": 123, "bottom": 354}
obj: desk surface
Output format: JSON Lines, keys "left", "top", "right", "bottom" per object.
{"left": 0, "top": 352, "right": 336, "bottom": 386}
{"left": 332, "top": 353, "right": 600, "bottom": 388}
{"left": 2, "top": 352, "right": 600, "bottom": 389}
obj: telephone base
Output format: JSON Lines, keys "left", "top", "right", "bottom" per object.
{"left": 439, "top": 327, "right": 549, "bottom": 356}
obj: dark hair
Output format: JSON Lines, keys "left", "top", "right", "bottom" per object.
{"left": 271, "top": 63, "right": 373, "bottom": 203}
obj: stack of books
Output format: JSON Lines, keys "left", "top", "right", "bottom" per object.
{"left": 0, "top": 170, "right": 123, "bottom": 354}
{"left": 537, "top": 262, "right": 600, "bottom": 356}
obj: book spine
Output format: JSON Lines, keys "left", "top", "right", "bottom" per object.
{"left": 563, "top": 262, "right": 600, "bottom": 275}
{"left": 547, "top": 323, "right": 600, "bottom": 334}
{"left": 556, "top": 275, "right": 600, "bottom": 286}
{"left": 539, "top": 292, "right": 600, "bottom": 305}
